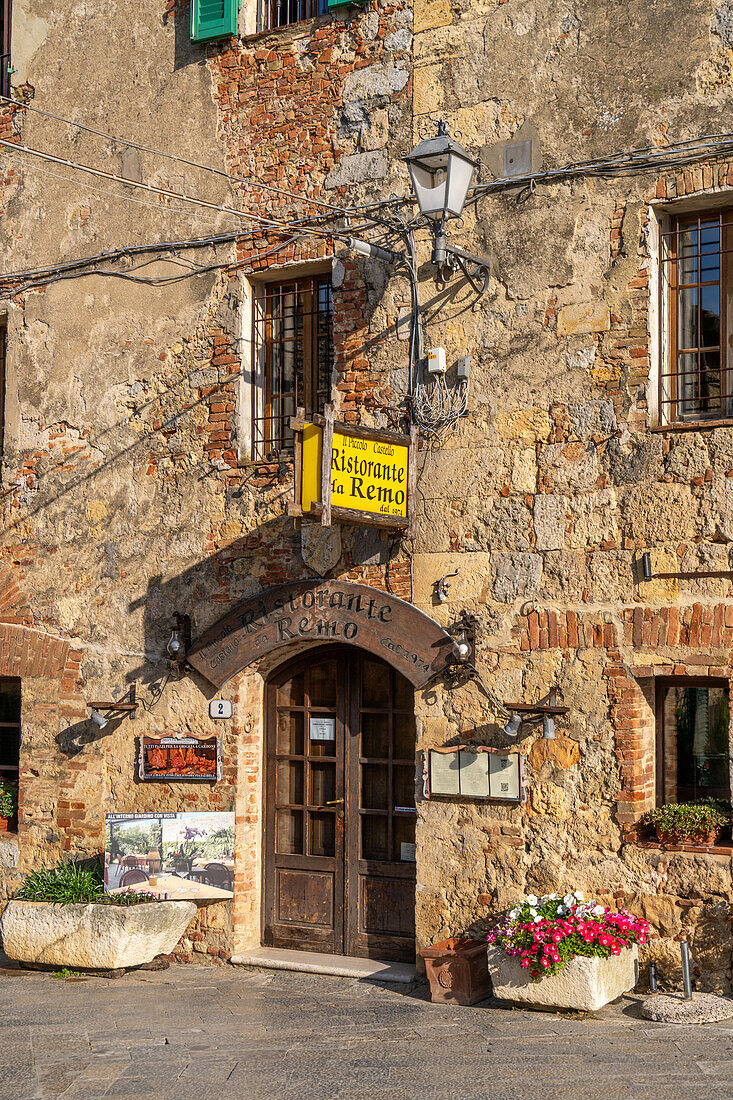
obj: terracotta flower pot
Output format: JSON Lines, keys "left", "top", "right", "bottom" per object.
{"left": 655, "top": 824, "right": 722, "bottom": 846}
{"left": 420, "top": 937, "right": 492, "bottom": 1006}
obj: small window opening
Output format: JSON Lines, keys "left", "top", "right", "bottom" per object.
{"left": 0, "top": 677, "right": 21, "bottom": 785}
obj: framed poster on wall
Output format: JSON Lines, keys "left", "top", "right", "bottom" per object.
{"left": 138, "top": 736, "right": 222, "bottom": 781}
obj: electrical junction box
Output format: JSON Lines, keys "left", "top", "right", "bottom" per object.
{"left": 427, "top": 347, "right": 447, "bottom": 375}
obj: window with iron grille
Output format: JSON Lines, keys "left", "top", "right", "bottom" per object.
{"left": 251, "top": 274, "right": 333, "bottom": 460}
{"left": 660, "top": 209, "right": 733, "bottom": 423}
{"left": 260, "top": 0, "right": 327, "bottom": 30}
{"left": 0, "top": 0, "right": 11, "bottom": 100}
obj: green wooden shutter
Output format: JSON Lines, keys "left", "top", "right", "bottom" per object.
{"left": 190, "top": 0, "right": 238, "bottom": 42}
{"left": 327, "top": 0, "right": 370, "bottom": 7}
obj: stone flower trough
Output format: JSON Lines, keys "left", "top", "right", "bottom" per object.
{"left": 487, "top": 943, "right": 639, "bottom": 1012}
{"left": 0, "top": 899, "right": 197, "bottom": 970}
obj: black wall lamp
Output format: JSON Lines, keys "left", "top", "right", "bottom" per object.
{"left": 641, "top": 551, "right": 733, "bottom": 582}
{"left": 404, "top": 121, "right": 490, "bottom": 296}
{"left": 88, "top": 684, "right": 138, "bottom": 730}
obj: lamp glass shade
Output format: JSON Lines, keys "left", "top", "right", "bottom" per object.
{"left": 405, "top": 130, "right": 477, "bottom": 220}
{"left": 90, "top": 708, "right": 108, "bottom": 730}
{"left": 167, "top": 630, "right": 181, "bottom": 658}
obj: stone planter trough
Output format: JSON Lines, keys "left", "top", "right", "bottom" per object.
{"left": 487, "top": 943, "right": 639, "bottom": 1012}
{"left": 0, "top": 900, "right": 197, "bottom": 970}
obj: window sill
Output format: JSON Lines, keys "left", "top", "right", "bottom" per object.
{"left": 650, "top": 419, "right": 733, "bottom": 433}
{"left": 0, "top": 827, "right": 18, "bottom": 843}
{"left": 240, "top": 12, "right": 331, "bottom": 45}
{"left": 633, "top": 838, "right": 733, "bottom": 856}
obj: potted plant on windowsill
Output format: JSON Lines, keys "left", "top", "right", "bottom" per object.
{"left": 642, "top": 801, "right": 729, "bottom": 846}
{"left": 0, "top": 779, "right": 18, "bottom": 832}
{"left": 0, "top": 861, "right": 196, "bottom": 970}
{"left": 486, "top": 892, "right": 649, "bottom": 1012}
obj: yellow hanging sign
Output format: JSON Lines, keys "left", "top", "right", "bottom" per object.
{"left": 299, "top": 415, "right": 413, "bottom": 528}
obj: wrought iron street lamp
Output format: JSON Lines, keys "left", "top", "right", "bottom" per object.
{"left": 404, "top": 121, "right": 489, "bottom": 295}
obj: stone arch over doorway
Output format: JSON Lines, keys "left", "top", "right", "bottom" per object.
{"left": 203, "top": 582, "right": 451, "bottom": 959}
{"left": 187, "top": 579, "right": 455, "bottom": 690}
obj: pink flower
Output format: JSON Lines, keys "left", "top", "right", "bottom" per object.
{"left": 531, "top": 969, "right": 540, "bottom": 978}
{"left": 541, "top": 957, "right": 551, "bottom": 968}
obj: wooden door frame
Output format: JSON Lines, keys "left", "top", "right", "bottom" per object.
{"left": 263, "top": 645, "right": 348, "bottom": 953}
{"left": 262, "top": 644, "right": 417, "bottom": 959}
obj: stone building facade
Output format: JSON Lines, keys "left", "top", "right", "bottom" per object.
{"left": 0, "top": 0, "right": 733, "bottom": 989}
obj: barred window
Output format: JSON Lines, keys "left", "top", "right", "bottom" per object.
{"left": 660, "top": 210, "right": 733, "bottom": 423}
{"left": 251, "top": 274, "right": 333, "bottom": 461}
{"left": 260, "top": 0, "right": 327, "bottom": 31}
{"left": 0, "top": 0, "right": 11, "bottom": 100}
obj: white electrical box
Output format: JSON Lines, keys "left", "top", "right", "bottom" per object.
{"left": 427, "top": 347, "right": 447, "bottom": 375}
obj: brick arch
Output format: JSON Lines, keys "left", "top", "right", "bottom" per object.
{"left": 0, "top": 622, "right": 72, "bottom": 680}
{"left": 0, "top": 561, "right": 34, "bottom": 628}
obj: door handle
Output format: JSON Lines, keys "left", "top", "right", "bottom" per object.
{"left": 325, "top": 798, "right": 344, "bottom": 806}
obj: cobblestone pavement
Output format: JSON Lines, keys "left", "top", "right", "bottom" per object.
{"left": 2, "top": 956, "right": 733, "bottom": 1100}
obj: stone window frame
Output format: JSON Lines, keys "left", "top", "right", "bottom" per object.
{"left": 654, "top": 675, "right": 731, "bottom": 808}
{"left": 649, "top": 192, "right": 733, "bottom": 430}
{"left": 238, "top": 259, "right": 334, "bottom": 464}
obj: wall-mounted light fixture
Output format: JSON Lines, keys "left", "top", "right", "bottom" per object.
{"left": 641, "top": 550, "right": 733, "bottom": 582}
{"left": 435, "top": 568, "right": 460, "bottom": 603}
{"left": 500, "top": 698, "right": 568, "bottom": 740}
{"left": 87, "top": 684, "right": 138, "bottom": 729}
{"left": 404, "top": 120, "right": 490, "bottom": 297}
{"left": 167, "top": 613, "right": 192, "bottom": 678}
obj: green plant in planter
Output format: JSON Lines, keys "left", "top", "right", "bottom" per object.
{"left": 16, "top": 861, "right": 158, "bottom": 905}
{"left": 0, "top": 779, "right": 18, "bottom": 820}
{"left": 643, "top": 800, "right": 730, "bottom": 843}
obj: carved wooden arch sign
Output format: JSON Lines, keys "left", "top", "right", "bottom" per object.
{"left": 187, "top": 580, "right": 455, "bottom": 689}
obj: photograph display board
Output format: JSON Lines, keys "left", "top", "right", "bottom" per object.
{"left": 138, "top": 735, "right": 222, "bottom": 780}
{"left": 105, "top": 811, "right": 235, "bottom": 900}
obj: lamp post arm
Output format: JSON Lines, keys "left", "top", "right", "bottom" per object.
{"left": 445, "top": 244, "right": 490, "bottom": 298}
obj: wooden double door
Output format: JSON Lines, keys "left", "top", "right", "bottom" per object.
{"left": 264, "top": 647, "right": 416, "bottom": 962}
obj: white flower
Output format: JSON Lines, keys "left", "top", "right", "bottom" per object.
{"left": 547, "top": 892, "right": 559, "bottom": 900}
{"left": 563, "top": 894, "right": 575, "bottom": 907}
{"left": 557, "top": 904, "right": 568, "bottom": 915}
{"left": 573, "top": 890, "right": 584, "bottom": 901}
{"left": 525, "top": 894, "right": 538, "bottom": 906}
{"left": 532, "top": 915, "right": 542, "bottom": 924}
{"left": 592, "top": 904, "right": 605, "bottom": 916}
{"left": 509, "top": 908, "right": 519, "bottom": 920}
{"left": 529, "top": 908, "right": 538, "bottom": 918}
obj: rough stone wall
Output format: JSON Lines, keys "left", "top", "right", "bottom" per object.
{"left": 2, "top": 0, "right": 733, "bottom": 991}
{"left": 0, "top": 0, "right": 414, "bottom": 963}
{"left": 407, "top": 0, "right": 733, "bottom": 992}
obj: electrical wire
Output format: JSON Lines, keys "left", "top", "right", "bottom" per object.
{"left": 2, "top": 234, "right": 305, "bottom": 296}
{"left": 0, "top": 137, "right": 345, "bottom": 243}
{"left": 0, "top": 93, "right": 351, "bottom": 217}
{"left": 0, "top": 147, "right": 243, "bottom": 234}
{"left": 470, "top": 131, "right": 733, "bottom": 200}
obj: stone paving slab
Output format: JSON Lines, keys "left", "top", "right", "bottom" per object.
{"left": 3, "top": 957, "right": 733, "bottom": 1099}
